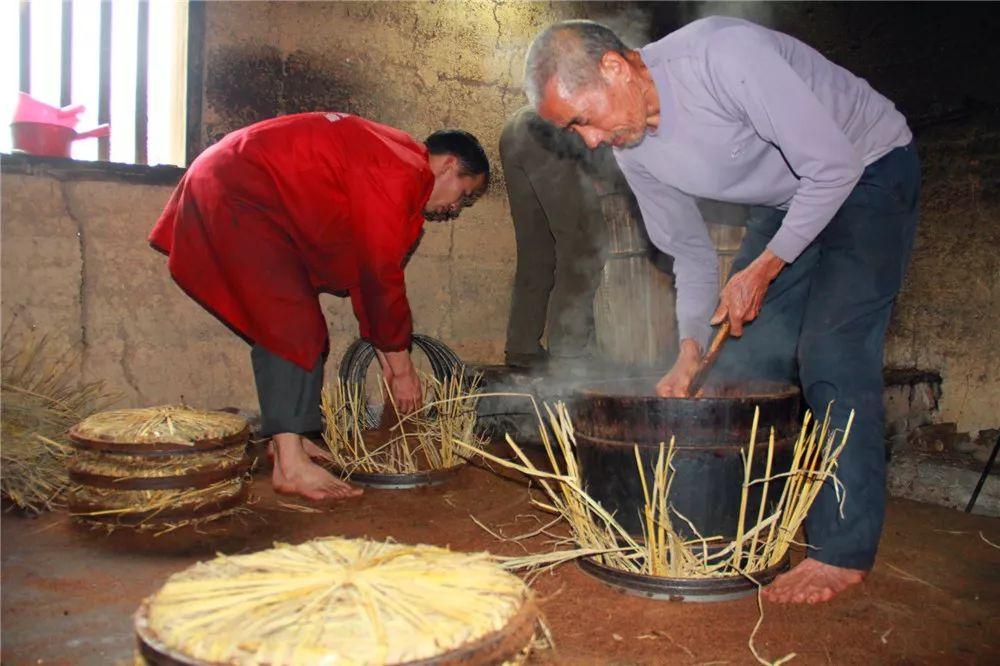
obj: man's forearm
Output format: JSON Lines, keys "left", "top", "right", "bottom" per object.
{"left": 675, "top": 272, "right": 719, "bottom": 353}
{"left": 379, "top": 349, "right": 414, "bottom": 376}
{"left": 671, "top": 244, "right": 720, "bottom": 353}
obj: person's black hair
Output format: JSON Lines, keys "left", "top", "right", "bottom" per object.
{"left": 425, "top": 129, "right": 491, "bottom": 190}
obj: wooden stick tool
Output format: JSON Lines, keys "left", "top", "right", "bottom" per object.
{"left": 686, "top": 320, "right": 731, "bottom": 397}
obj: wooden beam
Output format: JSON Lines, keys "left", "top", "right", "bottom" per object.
{"left": 19, "top": 0, "right": 30, "bottom": 93}
{"left": 60, "top": 0, "right": 73, "bottom": 106}
{"left": 135, "top": 0, "right": 149, "bottom": 164}
{"left": 185, "top": 0, "right": 206, "bottom": 166}
{"left": 97, "top": 0, "right": 112, "bottom": 161}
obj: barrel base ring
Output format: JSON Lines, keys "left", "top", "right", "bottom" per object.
{"left": 578, "top": 554, "right": 790, "bottom": 603}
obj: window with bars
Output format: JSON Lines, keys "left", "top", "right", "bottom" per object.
{"left": 2, "top": 0, "right": 193, "bottom": 167}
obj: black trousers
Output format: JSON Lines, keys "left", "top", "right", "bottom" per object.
{"left": 250, "top": 344, "right": 325, "bottom": 437}
{"left": 500, "top": 108, "right": 609, "bottom": 364}
{"left": 714, "top": 142, "right": 921, "bottom": 569}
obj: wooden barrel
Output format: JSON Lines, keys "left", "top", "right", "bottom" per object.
{"left": 571, "top": 378, "right": 800, "bottom": 540}
{"left": 699, "top": 200, "right": 747, "bottom": 287}
{"left": 592, "top": 191, "right": 677, "bottom": 367}
{"left": 592, "top": 194, "right": 748, "bottom": 368}
{"left": 67, "top": 407, "right": 251, "bottom": 530}
{"left": 706, "top": 222, "right": 746, "bottom": 287}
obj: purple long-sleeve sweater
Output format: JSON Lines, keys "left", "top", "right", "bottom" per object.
{"left": 614, "top": 17, "right": 912, "bottom": 350}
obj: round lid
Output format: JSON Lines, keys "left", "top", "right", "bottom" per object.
{"left": 137, "top": 537, "right": 534, "bottom": 665}
{"left": 70, "top": 405, "right": 248, "bottom": 449}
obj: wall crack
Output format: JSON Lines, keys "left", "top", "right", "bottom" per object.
{"left": 491, "top": 0, "right": 504, "bottom": 50}
{"left": 59, "top": 181, "right": 89, "bottom": 353}
{"left": 117, "top": 321, "right": 144, "bottom": 401}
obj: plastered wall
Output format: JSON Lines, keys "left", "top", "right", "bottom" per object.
{"left": 0, "top": 167, "right": 514, "bottom": 412}
{"left": 2, "top": 1, "right": 997, "bottom": 433}
{"left": 198, "top": 1, "right": 650, "bottom": 364}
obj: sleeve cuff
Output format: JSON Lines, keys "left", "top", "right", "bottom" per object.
{"left": 679, "top": 318, "right": 713, "bottom": 353}
{"left": 371, "top": 337, "right": 412, "bottom": 353}
{"left": 767, "top": 224, "right": 814, "bottom": 264}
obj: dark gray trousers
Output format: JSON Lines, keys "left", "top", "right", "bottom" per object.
{"left": 714, "top": 143, "right": 921, "bottom": 569}
{"left": 250, "top": 344, "right": 325, "bottom": 437}
{"left": 500, "top": 115, "right": 609, "bottom": 364}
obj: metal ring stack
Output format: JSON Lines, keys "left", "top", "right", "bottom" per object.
{"left": 338, "top": 333, "right": 464, "bottom": 428}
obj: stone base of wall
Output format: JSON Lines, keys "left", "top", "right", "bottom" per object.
{"left": 888, "top": 449, "right": 998, "bottom": 517}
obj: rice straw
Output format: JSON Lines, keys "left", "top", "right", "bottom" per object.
{"left": 455, "top": 402, "right": 853, "bottom": 579}
{"left": 322, "top": 371, "right": 489, "bottom": 475}
{"left": 140, "top": 537, "right": 536, "bottom": 665}
{"left": 1, "top": 331, "right": 116, "bottom": 513}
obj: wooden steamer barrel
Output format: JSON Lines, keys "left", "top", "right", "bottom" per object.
{"left": 592, "top": 190, "right": 677, "bottom": 367}
{"left": 67, "top": 407, "right": 251, "bottom": 530}
{"left": 571, "top": 378, "right": 800, "bottom": 600}
{"left": 571, "top": 379, "right": 800, "bottom": 540}
{"left": 591, "top": 192, "right": 747, "bottom": 368}
{"left": 706, "top": 220, "right": 746, "bottom": 288}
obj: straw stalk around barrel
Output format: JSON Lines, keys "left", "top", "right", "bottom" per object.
{"left": 0, "top": 332, "right": 116, "bottom": 513}
{"left": 321, "top": 371, "right": 487, "bottom": 475}
{"left": 456, "top": 402, "right": 852, "bottom": 579}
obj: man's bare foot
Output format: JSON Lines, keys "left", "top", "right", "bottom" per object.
{"left": 763, "top": 558, "right": 866, "bottom": 604}
{"left": 267, "top": 438, "right": 333, "bottom": 463}
{"left": 271, "top": 434, "right": 362, "bottom": 501}
{"left": 301, "top": 438, "right": 333, "bottom": 462}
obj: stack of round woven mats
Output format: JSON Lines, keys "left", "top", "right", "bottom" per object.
{"left": 67, "top": 406, "right": 252, "bottom": 532}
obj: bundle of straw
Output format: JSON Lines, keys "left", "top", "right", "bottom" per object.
{"left": 138, "top": 537, "right": 535, "bottom": 665}
{"left": 73, "top": 405, "right": 247, "bottom": 446}
{"left": 0, "top": 332, "right": 115, "bottom": 513}
{"left": 458, "top": 402, "right": 852, "bottom": 580}
{"left": 322, "top": 371, "right": 487, "bottom": 476}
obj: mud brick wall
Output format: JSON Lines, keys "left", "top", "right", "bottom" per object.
{"left": 2, "top": 1, "right": 997, "bottom": 433}
{"left": 197, "top": 1, "right": 658, "bottom": 365}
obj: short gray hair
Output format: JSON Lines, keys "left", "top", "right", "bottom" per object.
{"left": 524, "top": 20, "right": 629, "bottom": 107}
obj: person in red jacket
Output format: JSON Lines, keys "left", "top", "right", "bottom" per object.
{"left": 150, "top": 112, "right": 489, "bottom": 501}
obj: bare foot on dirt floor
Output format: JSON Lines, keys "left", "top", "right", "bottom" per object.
{"left": 267, "top": 438, "right": 333, "bottom": 463}
{"left": 272, "top": 435, "right": 362, "bottom": 501}
{"left": 763, "top": 558, "right": 866, "bottom": 604}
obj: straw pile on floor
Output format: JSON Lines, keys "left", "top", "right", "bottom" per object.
{"left": 322, "top": 372, "right": 487, "bottom": 475}
{"left": 136, "top": 537, "right": 536, "bottom": 665}
{"left": 0, "top": 333, "right": 115, "bottom": 513}
{"left": 68, "top": 406, "right": 251, "bottom": 532}
{"left": 458, "top": 402, "right": 852, "bottom": 579}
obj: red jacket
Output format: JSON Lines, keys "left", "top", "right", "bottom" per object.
{"left": 149, "top": 112, "right": 433, "bottom": 369}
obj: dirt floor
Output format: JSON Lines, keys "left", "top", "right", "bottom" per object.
{"left": 2, "top": 452, "right": 998, "bottom": 665}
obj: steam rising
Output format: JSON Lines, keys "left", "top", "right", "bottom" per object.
{"left": 679, "top": 1, "right": 775, "bottom": 28}
{"left": 594, "top": 4, "right": 656, "bottom": 49}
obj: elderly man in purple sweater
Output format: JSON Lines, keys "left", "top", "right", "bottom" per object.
{"left": 525, "top": 16, "right": 920, "bottom": 604}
